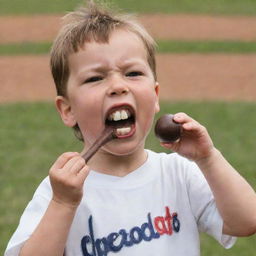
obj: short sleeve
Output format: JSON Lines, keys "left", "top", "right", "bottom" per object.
{"left": 185, "top": 161, "right": 236, "bottom": 249}
{"left": 4, "top": 178, "right": 51, "bottom": 256}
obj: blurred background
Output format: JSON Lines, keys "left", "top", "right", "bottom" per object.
{"left": 0, "top": 0, "right": 255, "bottom": 254}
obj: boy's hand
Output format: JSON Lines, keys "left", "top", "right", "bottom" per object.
{"left": 49, "top": 152, "right": 89, "bottom": 208}
{"left": 161, "top": 113, "right": 215, "bottom": 162}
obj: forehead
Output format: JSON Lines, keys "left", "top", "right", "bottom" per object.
{"left": 68, "top": 29, "right": 149, "bottom": 70}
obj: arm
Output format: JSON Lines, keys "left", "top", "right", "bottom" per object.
{"left": 162, "top": 113, "right": 256, "bottom": 237}
{"left": 197, "top": 148, "right": 256, "bottom": 236}
{"left": 20, "top": 152, "right": 89, "bottom": 256}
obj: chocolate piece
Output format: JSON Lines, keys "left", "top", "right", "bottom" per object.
{"left": 82, "top": 126, "right": 117, "bottom": 163}
{"left": 154, "top": 114, "right": 181, "bottom": 142}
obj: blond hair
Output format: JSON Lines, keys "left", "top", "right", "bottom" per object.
{"left": 50, "top": 0, "right": 157, "bottom": 140}
{"left": 50, "top": 0, "right": 157, "bottom": 96}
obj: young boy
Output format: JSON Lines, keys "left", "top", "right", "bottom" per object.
{"left": 5, "top": 1, "right": 256, "bottom": 255}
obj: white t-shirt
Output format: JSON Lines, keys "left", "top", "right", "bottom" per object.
{"left": 5, "top": 150, "right": 236, "bottom": 256}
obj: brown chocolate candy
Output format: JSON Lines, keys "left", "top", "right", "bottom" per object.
{"left": 154, "top": 114, "right": 181, "bottom": 142}
{"left": 82, "top": 126, "right": 117, "bottom": 163}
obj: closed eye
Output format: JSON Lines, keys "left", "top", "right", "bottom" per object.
{"left": 84, "top": 76, "right": 103, "bottom": 83}
{"left": 126, "top": 71, "right": 143, "bottom": 77}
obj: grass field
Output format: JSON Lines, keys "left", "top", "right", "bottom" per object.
{"left": 2, "top": 41, "right": 256, "bottom": 55}
{"left": 1, "top": 0, "right": 256, "bottom": 15}
{"left": 0, "top": 102, "right": 255, "bottom": 254}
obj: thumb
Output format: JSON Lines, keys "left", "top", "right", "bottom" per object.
{"left": 160, "top": 141, "right": 180, "bottom": 152}
{"left": 77, "top": 165, "right": 90, "bottom": 183}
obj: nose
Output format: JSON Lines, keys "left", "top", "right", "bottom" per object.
{"left": 107, "top": 76, "right": 129, "bottom": 96}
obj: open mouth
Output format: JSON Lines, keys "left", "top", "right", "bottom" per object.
{"left": 105, "top": 106, "right": 136, "bottom": 138}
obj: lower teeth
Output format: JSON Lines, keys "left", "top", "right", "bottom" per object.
{"left": 116, "top": 127, "right": 131, "bottom": 136}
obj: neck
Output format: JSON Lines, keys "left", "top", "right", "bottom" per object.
{"left": 84, "top": 147, "right": 148, "bottom": 177}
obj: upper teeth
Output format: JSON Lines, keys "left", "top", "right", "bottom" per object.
{"left": 108, "top": 109, "right": 131, "bottom": 121}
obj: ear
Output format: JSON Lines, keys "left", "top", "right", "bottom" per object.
{"left": 55, "top": 96, "right": 76, "bottom": 127}
{"left": 154, "top": 82, "right": 160, "bottom": 113}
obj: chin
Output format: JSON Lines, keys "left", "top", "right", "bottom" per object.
{"left": 103, "top": 140, "right": 145, "bottom": 157}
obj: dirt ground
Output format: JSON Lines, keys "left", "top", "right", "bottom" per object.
{"left": 2, "top": 14, "right": 256, "bottom": 43}
{"left": 1, "top": 53, "right": 256, "bottom": 103}
{"left": 1, "top": 14, "right": 256, "bottom": 103}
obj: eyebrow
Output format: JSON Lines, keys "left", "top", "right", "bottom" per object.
{"left": 76, "top": 64, "right": 106, "bottom": 78}
{"left": 120, "top": 58, "right": 147, "bottom": 67}
{"left": 77, "top": 57, "right": 148, "bottom": 77}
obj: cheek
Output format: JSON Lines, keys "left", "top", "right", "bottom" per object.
{"left": 139, "top": 83, "right": 158, "bottom": 109}
{"left": 137, "top": 87, "right": 158, "bottom": 128}
{"left": 71, "top": 92, "right": 104, "bottom": 137}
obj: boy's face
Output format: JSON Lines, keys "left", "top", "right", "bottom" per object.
{"left": 56, "top": 29, "right": 159, "bottom": 156}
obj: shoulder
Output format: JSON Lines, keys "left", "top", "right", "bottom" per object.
{"left": 147, "top": 149, "right": 202, "bottom": 181}
{"left": 147, "top": 149, "right": 197, "bottom": 171}
{"left": 33, "top": 176, "right": 52, "bottom": 200}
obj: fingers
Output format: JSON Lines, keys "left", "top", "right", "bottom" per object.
{"left": 160, "top": 112, "right": 214, "bottom": 160}
{"left": 173, "top": 112, "right": 194, "bottom": 125}
{"left": 51, "top": 152, "right": 80, "bottom": 170}
{"left": 77, "top": 164, "right": 90, "bottom": 181}
{"left": 173, "top": 112, "right": 202, "bottom": 132}
{"left": 50, "top": 152, "right": 89, "bottom": 178}
{"left": 160, "top": 140, "right": 180, "bottom": 152}
{"left": 63, "top": 156, "right": 86, "bottom": 175}
{"left": 159, "top": 112, "right": 201, "bottom": 149}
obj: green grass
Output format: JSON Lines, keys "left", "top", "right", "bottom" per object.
{"left": 2, "top": 41, "right": 256, "bottom": 55}
{"left": 0, "top": 42, "right": 52, "bottom": 56}
{"left": 113, "top": 0, "right": 256, "bottom": 15}
{"left": 0, "top": 101, "right": 255, "bottom": 254}
{"left": 1, "top": 0, "right": 256, "bottom": 15}
{"left": 158, "top": 40, "right": 256, "bottom": 54}
{"left": 0, "top": 0, "right": 80, "bottom": 15}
